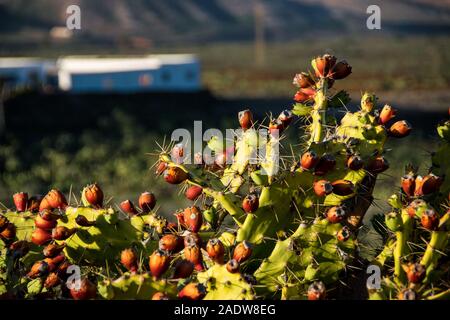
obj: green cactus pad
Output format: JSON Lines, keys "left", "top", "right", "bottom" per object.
{"left": 98, "top": 272, "right": 176, "bottom": 299}
{"left": 197, "top": 264, "right": 255, "bottom": 300}
{"left": 56, "top": 207, "right": 157, "bottom": 265}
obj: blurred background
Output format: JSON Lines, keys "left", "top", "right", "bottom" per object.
{"left": 0, "top": 0, "right": 449, "bottom": 219}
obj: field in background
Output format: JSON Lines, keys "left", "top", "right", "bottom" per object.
{"left": 6, "top": 35, "right": 450, "bottom": 100}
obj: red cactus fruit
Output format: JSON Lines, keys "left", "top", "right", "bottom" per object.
{"left": 57, "top": 261, "right": 71, "bottom": 279}
{"left": 242, "top": 194, "right": 259, "bottom": 213}
{"left": 331, "top": 180, "right": 354, "bottom": 196}
{"left": 326, "top": 206, "right": 346, "bottom": 224}
{"left": 346, "top": 155, "right": 364, "bottom": 170}
{"left": 294, "top": 90, "right": 311, "bottom": 103}
{"left": 307, "top": 281, "right": 326, "bottom": 300}
{"left": 43, "top": 243, "right": 66, "bottom": 258}
{"left": 31, "top": 228, "right": 52, "bottom": 246}
{"left": 184, "top": 232, "right": 203, "bottom": 248}
{"left": 75, "top": 215, "right": 96, "bottom": 227}
{"left": 314, "top": 153, "right": 336, "bottom": 176}
{"left": 206, "top": 238, "right": 225, "bottom": 264}
{"left": 139, "top": 191, "right": 156, "bottom": 212}
{"left": 0, "top": 223, "right": 16, "bottom": 240}
{"left": 404, "top": 263, "right": 426, "bottom": 284}
{"left": 44, "top": 254, "right": 66, "bottom": 272}
{"left": 398, "top": 289, "right": 416, "bottom": 300}
{"left": 389, "top": 120, "right": 412, "bottom": 138}
{"left": 149, "top": 249, "right": 170, "bottom": 278}
{"left": 185, "top": 186, "right": 203, "bottom": 201}
{"left": 44, "top": 272, "right": 60, "bottom": 289}
{"left": 313, "top": 180, "right": 333, "bottom": 197}
{"left": 35, "top": 215, "right": 57, "bottom": 230}
{"left": 27, "top": 195, "right": 43, "bottom": 213}
{"left": 366, "top": 156, "right": 389, "bottom": 174}
{"left": 159, "top": 234, "right": 183, "bottom": 252}
{"left": 82, "top": 183, "right": 104, "bottom": 208}
{"left": 406, "top": 199, "right": 426, "bottom": 218}
{"left": 312, "top": 54, "right": 337, "bottom": 78}
{"left": 421, "top": 209, "right": 439, "bottom": 231}
{"left": 268, "top": 119, "right": 284, "bottom": 135}
{"left": 174, "top": 211, "right": 186, "bottom": 228}
{"left": 164, "top": 166, "right": 188, "bottom": 184}
{"left": 293, "top": 72, "right": 315, "bottom": 88}
{"left": 413, "top": 176, "right": 424, "bottom": 196}
{"left": 178, "top": 283, "right": 206, "bottom": 300}
{"left": 120, "top": 248, "right": 138, "bottom": 272}
{"left": 337, "top": 226, "right": 351, "bottom": 242}
{"left": 70, "top": 278, "right": 97, "bottom": 300}
{"left": 226, "top": 259, "right": 240, "bottom": 273}
{"left": 401, "top": 173, "right": 416, "bottom": 197}
{"left": 294, "top": 87, "right": 316, "bottom": 103}
{"left": 171, "top": 143, "right": 184, "bottom": 163}
{"left": 152, "top": 292, "right": 169, "bottom": 300}
{"left": 379, "top": 104, "right": 396, "bottom": 124}
{"left": 42, "top": 189, "right": 68, "bottom": 210}
{"left": 13, "top": 192, "right": 28, "bottom": 212}
{"left": 278, "top": 109, "right": 294, "bottom": 127}
{"left": 164, "top": 222, "right": 178, "bottom": 233}
{"left": 182, "top": 206, "right": 203, "bottom": 233}
{"left": 184, "top": 244, "right": 203, "bottom": 267}
{"left": 173, "top": 260, "right": 195, "bottom": 279}
{"left": 238, "top": 109, "right": 253, "bottom": 131}
{"left": 39, "top": 209, "right": 60, "bottom": 221}
{"left": 120, "top": 199, "right": 138, "bottom": 216}
{"left": 155, "top": 161, "right": 168, "bottom": 176}
{"left": 416, "top": 173, "right": 443, "bottom": 196}
{"left": 52, "top": 226, "right": 76, "bottom": 241}
{"left": 232, "top": 241, "right": 252, "bottom": 263}
{"left": 38, "top": 197, "right": 52, "bottom": 212}
{"left": 300, "top": 150, "right": 319, "bottom": 170}
{"left": 0, "top": 215, "right": 8, "bottom": 233}
{"left": 9, "top": 240, "right": 30, "bottom": 257}
{"left": 329, "top": 60, "right": 352, "bottom": 80}
{"left": 27, "top": 260, "right": 49, "bottom": 278}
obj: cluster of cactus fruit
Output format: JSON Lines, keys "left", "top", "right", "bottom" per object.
{"left": 370, "top": 117, "right": 450, "bottom": 300}
{"left": 0, "top": 54, "right": 448, "bottom": 300}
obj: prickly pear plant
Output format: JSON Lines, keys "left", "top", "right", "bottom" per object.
{"left": 369, "top": 117, "right": 449, "bottom": 300}
{"left": 151, "top": 54, "right": 413, "bottom": 299}
{"left": 0, "top": 185, "right": 169, "bottom": 298}
{"left": 0, "top": 54, "right": 446, "bottom": 300}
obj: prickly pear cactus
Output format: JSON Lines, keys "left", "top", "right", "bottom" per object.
{"left": 369, "top": 119, "right": 449, "bottom": 300}
{"left": 152, "top": 54, "right": 412, "bottom": 299}
{"left": 254, "top": 218, "right": 355, "bottom": 299}
{"left": 1, "top": 53, "right": 444, "bottom": 301}
{"left": 55, "top": 207, "right": 156, "bottom": 264}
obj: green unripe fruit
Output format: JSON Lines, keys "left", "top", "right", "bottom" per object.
{"left": 361, "top": 92, "right": 377, "bottom": 113}
{"left": 203, "top": 206, "right": 218, "bottom": 227}
{"left": 437, "top": 120, "right": 450, "bottom": 142}
{"left": 385, "top": 212, "right": 403, "bottom": 232}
